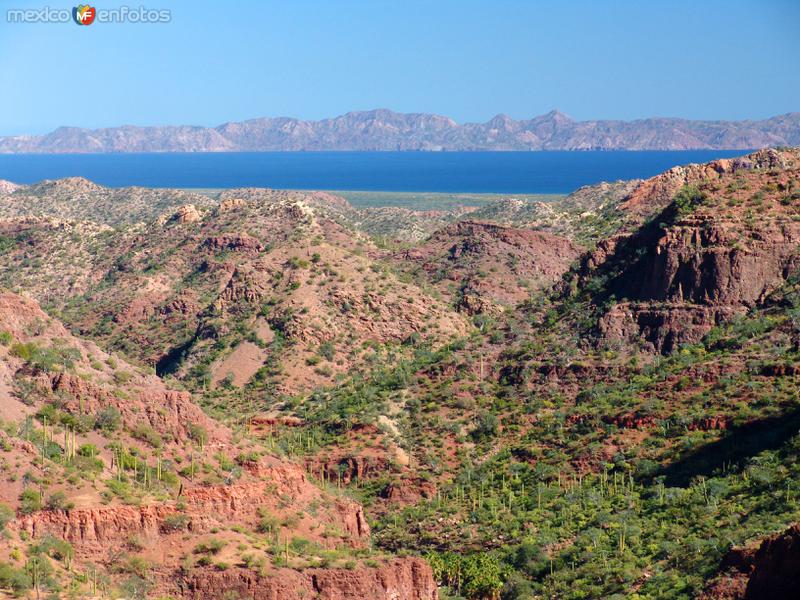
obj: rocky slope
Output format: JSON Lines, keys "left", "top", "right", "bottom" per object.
{"left": 0, "top": 292, "right": 437, "bottom": 599}
{"left": 1, "top": 109, "right": 798, "bottom": 152}
{"left": 0, "top": 186, "right": 469, "bottom": 397}
{"left": 466, "top": 179, "right": 641, "bottom": 246}
{"left": 395, "top": 220, "right": 580, "bottom": 313}
{"left": 0, "top": 177, "right": 216, "bottom": 226}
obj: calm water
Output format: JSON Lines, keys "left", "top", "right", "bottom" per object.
{"left": 0, "top": 151, "right": 749, "bottom": 193}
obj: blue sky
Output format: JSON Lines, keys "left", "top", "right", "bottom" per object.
{"left": 0, "top": 0, "right": 797, "bottom": 135}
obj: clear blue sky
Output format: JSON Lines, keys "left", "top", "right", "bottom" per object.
{"left": 0, "top": 0, "right": 797, "bottom": 135}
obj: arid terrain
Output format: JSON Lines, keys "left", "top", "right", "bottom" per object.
{"left": 1, "top": 148, "right": 800, "bottom": 599}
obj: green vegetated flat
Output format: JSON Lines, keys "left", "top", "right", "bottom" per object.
{"left": 179, "top": 188, "right": 566, "bottom": 211}
{"left": 335, "top": 191, "right": 566, "bottom": 211}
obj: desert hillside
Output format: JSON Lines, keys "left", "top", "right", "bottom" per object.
{"left": 1, "top": 148, "right": 800, "bottom": 598}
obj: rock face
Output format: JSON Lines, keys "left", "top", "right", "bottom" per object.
{"left": 179, "top": 558, "right": 439, "bottom": 600}
{"left": 204, "top": 233, "right": 264, "bottom": 253}
{"left": 580, "top": 148, "right": 800, "bottom": 353}
{"left": 14, "top": 462, "right": 370, "bottom": 554}
{"left": 598, "top": 299, "right": 744, "bottom": 354}
{"left": 171, "top": 204, "right": 202, "bottom": 224}
{"left": 624, "top": 217, "right": 800, "bottom": 306}
{"left": 704, "top": 524, "right": 800, "bottom": 599}
{"left": 1, "top": 109, "right": 798, "bottom": 152}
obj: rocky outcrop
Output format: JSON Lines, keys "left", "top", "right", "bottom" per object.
{"left": 15, "top": 462, "right": 370, "bottom": 552}
{"left": 179, "top": 558, "right": 438, "bottom": 600}
{"left": 704, "top": 524, "right": 800, "bottom": 599}
{"left": 582, "top": 148, "right": 800, "bottom": 353}
{"left": 203, "top": 233, "right": 265, "bottom": 253}
{"left": 602, "top": 412, "right": 656, "bottom": 430}
{"left": 14, "top": 504, "right": 177, "bottom": 551}
{"left": 621, "top": 148, "right": 794, "bottom": 222}
{"left": 169, "top": 204, "right": 202, "bottom": 224}
{"left": 217, "top": 266, "right": 268, "bottom": 305}
{"left": 380, "top": 479, "right": 438, "bottom": 504}
{"left": 598, "top": 303, "right": 742, "bottom": 354}
{"left": 0, "top": 179, "right": 20, "bottom": 194}
{"left": 218, "top": 197, "right": 247, "bottom": 211}
{"left": 310, "top": 454, "right": 390, "bottom": 485}
{"left": 687, "top": 415, "right": 732, "bottom": 431}
{"left": 615, "top": 218, "right": 800, "bottom": 307}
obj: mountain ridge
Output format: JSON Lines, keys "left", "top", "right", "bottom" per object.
{"left": 1, "top": 109, "right": 799, "bottom": 152}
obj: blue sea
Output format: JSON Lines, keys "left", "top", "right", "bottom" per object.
{"left": 0, "top": 151, "right": 749, "bottom": 194}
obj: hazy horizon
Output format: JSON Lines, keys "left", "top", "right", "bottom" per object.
{"left": 3, "top": 107, "right": 800, "bottom": 137}
{"left": 1, "top": 0, "right": 798, "bottom": 136}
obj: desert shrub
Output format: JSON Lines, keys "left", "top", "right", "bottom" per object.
{"left": 95, "top": 406, "right": 121, "bottom": 432}
{"left": 45, "top": 491, "right": 72, "bottom": 511}
{"left": 32, "top": 535, "right": 73, "bottom": 561}
{"left": 161, "top": 514, "right": 190, "bottom": 532}
{"left": 257, "top": 507, "right": 279, "bottom": 534}
{"left": 319, "top": 341, "right": 336, "bottom": 361}
{"left": 428, "top": 552, "right": 505, "bottom": 600}
{"left": 287, "top": 256, "right": 309, "bottom": 269}
{"left": 77, "top": 443, "right": 99, "bottom": 457}
{"left": 512, "top": 539, "right": 547, "bottom": 577}
{"left": 194, "top": 538, "right": 227, "bottom": 555}
{"left": 0, "top": 562, "right": 31, "bottom": 596}
{"left": 113, "top": 370, "right": 133, "bottom": 385}
{"left": 120, "top": 574, "right": 152, "bottom": 600}
{"left": 9, "top": 342, "right": 80, "bottom": 372}
{"left": 187, "top": 423, "right": 208, "bottom": 447}
{"left": 0, "top": 503, "right": 14, "bottom": 530}
{"left": 19, "top": 488, "right": 42, "bottom": 515}
{"left": 673, "top": 185, "right": 707, "bottom": 217}
{"left": 471, "top": 411, "right": 499, "bottom": 442}
{"left": 132, "top": 425, "right": 162, "bottom": 448}
{"left": 235, "top": 451, "right": 259, "bottom": 466}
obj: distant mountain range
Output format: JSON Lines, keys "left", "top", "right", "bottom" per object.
{"left": 1, "top": 109, "right": 799, "bottom": 153}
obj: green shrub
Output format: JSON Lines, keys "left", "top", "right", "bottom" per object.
{"left": 0, "top": 503, "right": 14, "bottom": 530}
{"left": 162, "top": 514, "right": 190, "bottom": 532}
{"left": 132, "top": 425, "right": 162, "bottom": 448}
{"left": 188, "top": 423, "right": 208, "bottom": 447}
{"left": 9, "top": 342, "right": 80, "bottom": 372}
{"left": 45, "top": 491, "right": 72, "bottom": 511}
{"left": 194, "top": 538, "right": 226, "bottom": 555}
{"left": 95, "top": 406, "right": 121, "bottom": 431}
{"left": 0, "top": 562, "right": 31, "bottom": 596}
{"left": 19, "top": 489, "right": 42, "bottom": 515}
{"left": 673, "top": 185, "right": 707, "bottom": 217}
